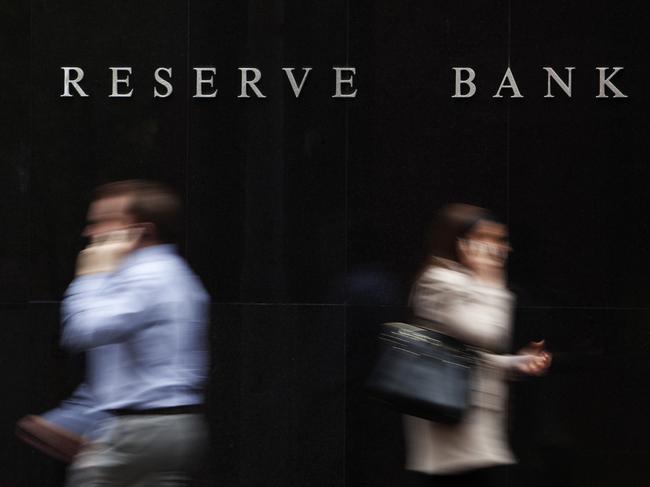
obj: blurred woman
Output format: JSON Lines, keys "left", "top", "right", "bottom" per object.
{"left": 404, "top": 204, "right": 551, "bottom": 486}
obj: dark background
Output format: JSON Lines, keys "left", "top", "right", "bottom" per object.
{"left": 2, "top": 1, "right": 649, "bottom": 486}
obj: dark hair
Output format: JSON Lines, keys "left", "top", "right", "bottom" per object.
{"left": 425, "top": 203, "right": 495, "bottom": 264}
{"left": 92, "top": 180, "right": 181, "bottom": 243}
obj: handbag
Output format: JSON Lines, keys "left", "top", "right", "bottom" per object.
{"left": 365, "top": 322, "right": 476, "bottom": 423}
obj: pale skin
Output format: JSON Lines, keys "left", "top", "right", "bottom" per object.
{"left": 84, "top": 195, "right": 157, "bottom": 247}
{"left": 76, "top": 195, "right": 158, "bottom": 276}
{"left": 83, "top": 195, "right": 134, "bottom": 239}
{"left": 458, "top": 220, "right": 552, "bottom": 376}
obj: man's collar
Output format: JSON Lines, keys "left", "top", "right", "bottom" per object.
{"left": 118, "top": 244, "right": 177, "bottom": 270}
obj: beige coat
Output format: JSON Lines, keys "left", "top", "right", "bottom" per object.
{"left": 404, "top": 262, "right": 517, "bottom": 474}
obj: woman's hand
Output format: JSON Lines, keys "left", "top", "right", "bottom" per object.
{"left": 514, "top": 340, "right": 552, "bottom": 376}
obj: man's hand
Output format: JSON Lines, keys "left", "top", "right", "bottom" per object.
{"left": 76, "top": 230, "right": 137, "bottom": 276}
{"left": 16, "top": 415, "right": 83, "bottom": 464}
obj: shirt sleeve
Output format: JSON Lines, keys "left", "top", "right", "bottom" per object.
{"left": 60, "top": 268, "right": 157, "bottom": 351}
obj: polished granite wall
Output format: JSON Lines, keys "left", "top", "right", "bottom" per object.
{"left": 2, "top": 1, "right": 650, "bottom": 486}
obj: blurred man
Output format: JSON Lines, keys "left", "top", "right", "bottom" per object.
{"left": 61, "top": 180, "right": 209, "bottom": 486}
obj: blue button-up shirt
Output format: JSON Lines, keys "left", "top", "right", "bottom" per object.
{"left": 61, "top": 245, "right": 209, "bottom": 411}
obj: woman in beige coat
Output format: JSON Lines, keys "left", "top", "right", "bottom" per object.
{"left": 404, "top": 204, "right": 551, "bottom": 486}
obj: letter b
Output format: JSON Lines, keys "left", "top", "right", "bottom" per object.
{"left": 452, "top": 68, "right": 477, "bottom": 98}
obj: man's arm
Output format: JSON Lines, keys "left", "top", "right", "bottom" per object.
{"left": 60, "top": 268, "right": 157, "bottom": 351}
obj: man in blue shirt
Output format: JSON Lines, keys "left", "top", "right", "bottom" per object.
{"left": 62, "top": 180, "right": 209, "bottom": 486}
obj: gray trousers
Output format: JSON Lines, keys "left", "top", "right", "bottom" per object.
{"left": 65, "top": 414, "right": 207, "bottom": 487}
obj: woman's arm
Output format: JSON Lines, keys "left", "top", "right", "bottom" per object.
{"left": 481, "top": 345, "right": 552, "bottom": 378}
{"left": 411, "top": 267, "right": 514, "bottom": 351}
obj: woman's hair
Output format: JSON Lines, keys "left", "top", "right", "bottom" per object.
{"left": 424, "top": 203, "right": 493, "bottom": 264}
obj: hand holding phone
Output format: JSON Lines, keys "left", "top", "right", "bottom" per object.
{"left": 76, "top": 227, "right": 143, "bottom": 276}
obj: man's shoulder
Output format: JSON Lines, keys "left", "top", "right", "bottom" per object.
{"left": 133, "top": 255, "right": 208, "bottom": 297}
{"left": 116, "top": 247, "right": 208, "bottom": 298}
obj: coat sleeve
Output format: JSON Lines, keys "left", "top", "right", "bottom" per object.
{"left": 410, "top": 267, "right": 514, "bottom": 353}
{"left": 479, "top": 352, "right": 521, "bottom": 376}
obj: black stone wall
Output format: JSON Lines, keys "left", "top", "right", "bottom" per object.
{"left": 2, "top": 1, "right": 649, "bottom": 486}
